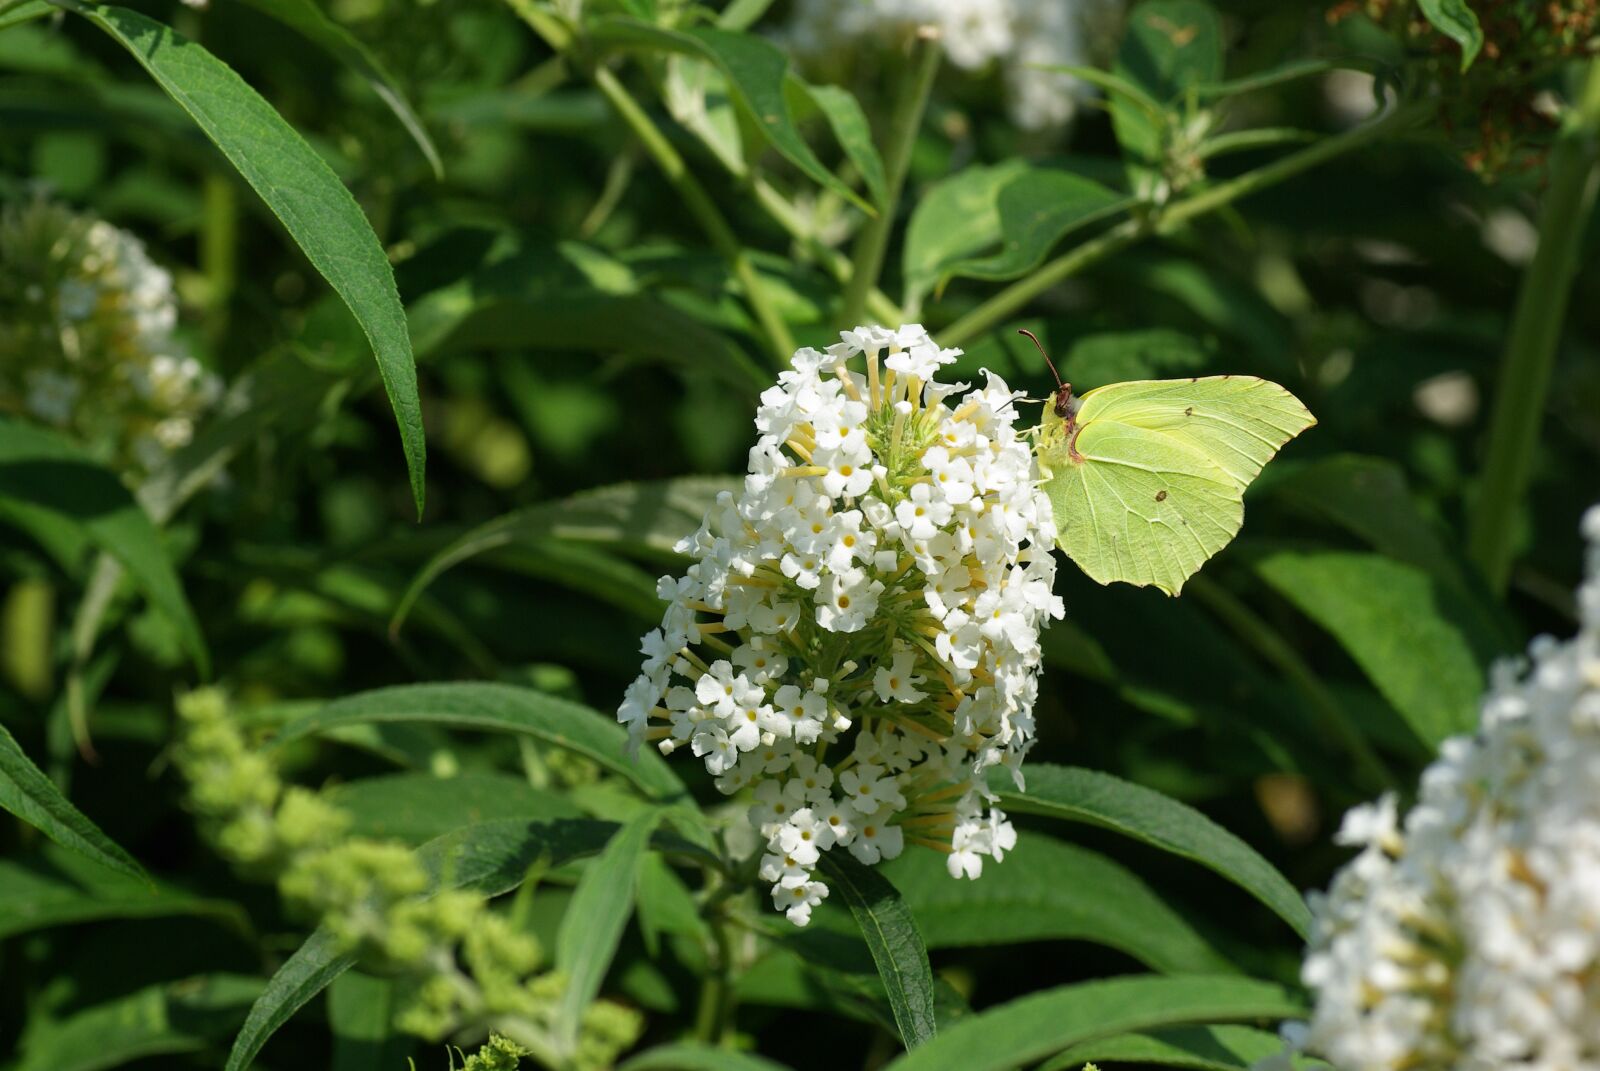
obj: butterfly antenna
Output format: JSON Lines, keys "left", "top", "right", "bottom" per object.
{"left": 1017, "top": 329, "right": 1063, "bottom": 389}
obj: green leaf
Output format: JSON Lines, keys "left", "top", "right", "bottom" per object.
{"left": 942, "top": 168, "right": 1126, "bottom": 283}
{"left": 19, "top": 974, "right": 263, "bottom": 1071}
{"left": 880, "top": 834, "right": 1233, "bottom": 974}
{"left": 66, "top": 4, "right": 426, "bottom": 513}
{"left": 0, "top": 0, "right": 52, "bottom": 30}
{"left": 235, "top": 0, "right": 442, "bottom": 177}
{"left": 0, "top": 723, "right": 145, "bottom": 881}
{"left": 391, "top": 476, "right": 737, "bottom": 635}
{"left": 1112, "top": 0, "right": 1223, "bottom": 194}
{"left": 881, "top": 975, "right": 1303, "bottom": 1071}
{"left": 328, "top": 971, "right": 409, "bottom": 1071}
{"left": 1043, "top": 1024, "right": 1308, "bottom": 1071}
{"left": 624, "top": 1044, "right": 796, "bottom": 1071}
{"left": 0, "top": 417, "right": 206, "bottom": 672}
{"left": 325, "top": 771, "right": 583, "bottom": 845}
{"left": 801, "top": 83, "right": 888, "bottom": 209}
{"left": 902, "top": 159, "right": 1029, "bottom": 306}
{"left": 1417, "top": 0, "right": 1484, "bottom": 69}
{"left": 987, "top": 764, "right": 1311, "bottom": 938}
{"left": 226, "top": 817, "right": 621, "bottom": 1071}
{"left": 593, "top": 19, "right": 873, "bottom": 212}
{"left": 0, "top": 846, "right": 241, "bottom": 939}
{"left": 271, "top": 682, "right": 687, "bottom": 803}
{"left": 555, "top": 810, "right": 662, "bottom": 1050}
{"left": 1253, "top": 550, "right": 1484, "bottom": 747}
{"left": 817, "top": 852, "right": 938, "bottom": 1050}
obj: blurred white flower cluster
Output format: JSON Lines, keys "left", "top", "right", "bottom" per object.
{"left": 1279, "top": 505, "right": 1600, "bottom": 1070}
{"left": 618, "top": 324, "right": 1063, "bottom": 924}
{"left": 784, "top": 0, "right": 1116, "bottom": 130}
{"left": 0, "top": 198, "right": 221, "bottom": 476}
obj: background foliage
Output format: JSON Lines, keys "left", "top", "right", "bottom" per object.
{"left": 0, "top": 0, "right": 1597, "bottom": 1068}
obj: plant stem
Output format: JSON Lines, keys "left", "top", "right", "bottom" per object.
{"left": 941, "top": 99, "right": 1432, "bottom": 348}
{"left": 1467, "top": 60, "right": 1600, "bottom": 596}
{"left": 589, "top": 64, "right": 797, "bottom": 364}
{"left": 751, "top": 177, "right": 905, "bottom": 324}
{"left": 840, "top": 29, "right": 941, "bottom": 329}
{"left": 1188, "top": 575, "right": 1394, "bottom": 795}
{"left": 508, "top": 1, "right": 797, "bottom": 365}
{"left": 201, "top": 171, "right": 238, "bottom": 348}
{"left": 693, "top": 900, "right": 736, "bottom": 1044}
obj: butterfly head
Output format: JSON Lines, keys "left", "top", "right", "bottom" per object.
{"left": 1017, "top": 329, "right": 1075, "bottom": 420}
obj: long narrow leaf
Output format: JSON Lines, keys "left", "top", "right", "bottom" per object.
{"left": 270, "top": 682, "right": 686, "bottom": 803}
{"left": 882, "top": 976, "right": 1303, "bottom": 1071}
{"left": 818, "top": 852, "right": 938, "bottom": 1050}
{"left": 987, "top": 764, "right": 1311, "bottom": 938}
{"left": 0, "top": 723, "right": 146, "bottom": 882}
{"left": 60, "top": 2, "right": 427, "bottom": 512}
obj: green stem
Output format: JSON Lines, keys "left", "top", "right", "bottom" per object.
{"left": 941, "top": 99, "right": 1432, "bottom": 348}
{"left": 508, "top": 2, "right": 797, "bottom": 365}
{"left": 751, "top": 177, "right": 905, "bottom": 324}
{"left": 692, "top": 900, "right": 736, "bottom": 1044}
{"left": 201, "top": 172, "right": 238, "bottom": 347}
{"left": 1188, "top": 575, "right": 1394, "bottom": 795}
{"left": 840, "top": 30, "right": 941, "bottom": 329}
{"left": 1466, "top": 60, "right": 1600, "bottom": 595}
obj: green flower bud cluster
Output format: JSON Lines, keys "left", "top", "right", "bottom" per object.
{"left": 0, "top": 198, "right": 222, "bottom": 476}
{"left": 1332, "top": 0, "right": 1600, "bottom": 174}
{"left": 173, "top": 690, "right": 644, "bottom": 1068}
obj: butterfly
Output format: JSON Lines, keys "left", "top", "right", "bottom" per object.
{"left": 1020, "top": 329, "right": 1315, "bottom": 595}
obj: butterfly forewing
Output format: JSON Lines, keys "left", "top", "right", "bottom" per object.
{"left": 1037, "top": 375, "right": 1316, "bottom": 595}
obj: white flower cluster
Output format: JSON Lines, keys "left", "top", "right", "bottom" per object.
{"left": 784, "top": 0, "right": 1118, "bottom": 129}
{"left": 619, "top": 324, "right": 1063, "bottom": 924}
{"left": 0, "top": 198, "right": 221, "bottom": 475}
{"left": 1281, "top": 505, "right": 1600, "bottom": 1071}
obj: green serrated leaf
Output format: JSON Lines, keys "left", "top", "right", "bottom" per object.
{"left": 881, "top": 975, "right": 1303, "bottom": 1071}
{"left": 986, "top": 764, "right": 1311, "bottom": 938}
{"left": 880, "top": 834, "right": 1233, "bottom": 974}
{"left": 270, "top": 682, "right": 687, "bottom": 803}
{"left": 63, "top": 3, "right": 426, "bottom": 513}
{"left": 554, "top": 810, "right": 661, "bottom": 1051}
{"left": 1253, "top": 549, "right": 1483, "bottom": 747}
{"left": 1417, "top": 0, "right": 1484, "bottom": 69}
{"left": 818, "top": 852, "right": 938, "bottom": 1050}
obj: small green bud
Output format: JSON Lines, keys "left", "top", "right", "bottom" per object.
{"left": 460, "top": 1034, "right": 526, "bottom": 1071}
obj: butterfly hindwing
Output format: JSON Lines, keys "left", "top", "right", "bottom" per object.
{"left": 1038, "top": 376, "right": 1315, "bottom": 594}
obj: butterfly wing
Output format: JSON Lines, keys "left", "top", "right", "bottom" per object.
{"left": 1039, "top": 376, "right": 1315, "bottom": 594}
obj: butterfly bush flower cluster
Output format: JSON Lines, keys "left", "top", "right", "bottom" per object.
{"left": 1268, "top": 505, "right": 1600, "bottom": 1071}
{"left": 0, "top": 198, "right": 221, "bottom": 476}
{"left": 618, "top": 324, "right": 1064, "bottom": 925}
{"left": 784, "top": 0, "right": 1118, "bottom": 130}
{"left": 174, "top": 690, "right": 642, "bottom": 1065}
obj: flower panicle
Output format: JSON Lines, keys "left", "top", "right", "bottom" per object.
{"left": 618, "top": 324, "right": 1064, "bottom": 925}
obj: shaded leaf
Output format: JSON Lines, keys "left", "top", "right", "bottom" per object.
{"left": 0, "top": 846, "right": 241, "bottom": 939}
{"left": 881, "top": 975, "right": 1303, "bottom": 1071}
{"left": 987, "top": 764, "right": 1311, "bottom": 937}
{"left": 19, "top": 974, "right": 262, "bottom": 1071}
{"left": 818, "top": 852, "right": 938, "bottom": 1050}
{"left": 69, "top": 4, "right": 426, "bottom": 512}
{"left": 328, "top": 971, "right": 409, "bottom": 1071}
{"left": 1418, "top": 0, "right": 1484, "bottom": 69}
{"left": 624, "top": 1044, "right": 795, "bottom": 1071}
{"left": 880, "top": 834, "right": 1233, "bottom": 973}
{"left": 1253, "top": 549, "right": 1483, "bottom": 747}
{"left": 0, "top": 417, "right": 205, "bottom": 672}
{"left": 555, "top": 810, "right": 662, "bottom": 1050}
{"left": 0, "top": 723, "right": 145, "bottom": 881}
{"left": 326, "top": 771, "right": 583, "bottom": 845}
{"left": 902, "top": 159, "right": 1029, "bottom": 306}
{"left": 236, "top": 0, "right": 442, "bottom": 176}
{"left": 1043, "top": 1024, "right": 1310, "bottom": 1071}
{"left": 943, "top": 169, "right": 1126, "bottom": 283}
{"left": 271, "top": 682, "right": 686, "bottom": 803}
